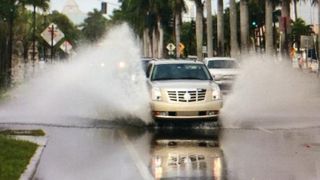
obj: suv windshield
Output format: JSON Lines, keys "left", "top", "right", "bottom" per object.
{"left": 151, "top": 63, "right": 212, "bottom": 81}
{"left": 207, "top": 60, "right": 238, "bottom": 69}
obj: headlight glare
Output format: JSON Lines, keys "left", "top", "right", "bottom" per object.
{"left": 211, "top": 84, "right": 222, "bottom": 100}
{"left": 152, "top": 87, "right": 162, "bottom": 101}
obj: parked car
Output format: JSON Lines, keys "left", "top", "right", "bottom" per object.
{"left": 204, "top": 57, "right": 239, "bottom": 91}
{"left": 146, "top": 59, "right": 223, "bottom": 121}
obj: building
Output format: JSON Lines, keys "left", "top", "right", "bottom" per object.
{"left": 61, "top": 0, "right": 87, "bottom": 25}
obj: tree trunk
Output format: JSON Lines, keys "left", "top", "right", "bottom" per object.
{"left": 240, "top": 0, "right": 249, "bottom": 53}
{"left": 143, "top": 28, "right": 149, "bottom": 57}
{"left": 175, "top": 12, "right": 181, "bottom": 58}
{"left": 217, "top": 0, "right": 224, "bottom": 56}
{"left": 195, "top": 0, "right": 203, "bottom": 60}
{"left": 280, "top": 0, "right": 291, "bottom": 57}
{"left": 229, "top": 0, "right": 240, "bottom": 58}
{"left": 265, "top": 0, "right": 274, "bottom": 55}
{"left": 318, "top": 3, "right": 320, "bottom": 61}
{"left": 148, "top": 29, "right": 153, "bottom": 58}
{"left": 206, "top": 0, "right": 213, "bottom": 57}
{"left": 293, "top": 0, "right": 298, "bottom": 21}
{"left": 158, "top": 19, "right": 164, "bottom": 59}
{"left": 152, "top": 28, "right": 158, "bottom": 58}
{"left": 32, "top": 4, "right": 36, "bottom": 62}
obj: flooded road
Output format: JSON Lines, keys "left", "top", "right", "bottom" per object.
{"left": 3, "top": 119, "right": 317, "bottom": 180}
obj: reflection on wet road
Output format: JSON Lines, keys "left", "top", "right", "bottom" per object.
{"left": 2, "top": 119, "right": 320, "bottom": 180}
{"left": 150, "top": 129, "right": 224, "bottom": 180}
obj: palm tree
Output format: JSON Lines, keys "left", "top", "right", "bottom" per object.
{"left": 172, "top": 0, "right": 187, "bottom": 58}
{"left": 229, "top": 0, "right": 240, "bottom": 57}
{"left": 240, "top": 0, "right": 249, "bottom": 53}
{"left": 117, "top": 0, "right": 152, "bottom": 57}
{"left": 265, "top": 0, "right": 274, "bottom": 55}
{"left": 280, "top": 0, "right": 291, "bottom": 57}
{"left": 194, "top": 0, "right": 204, "bottom": 60}
{"left": 206, "top": 0, "right": 213, "bottom": 57}
{"left": 22, "top": 0, "right": 49, "bottom": 61}
{"left": 217, "top": 0, "right": 225, "bottom": 56}
{"left": 291, "top": 18, "right": 313, "bottom": 51}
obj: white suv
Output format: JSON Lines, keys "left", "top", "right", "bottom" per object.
{"left": 146, "top": 60, "right": 223, "bottom": 121}
{"left": 204, "top": 57, "right": 239, "bottom": 86}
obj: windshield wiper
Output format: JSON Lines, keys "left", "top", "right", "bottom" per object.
{"left": 178, "top": 77, "right": 207, "bottom": 80}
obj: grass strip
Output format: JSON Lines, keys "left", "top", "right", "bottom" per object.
{"left": 0, "top": 135, "right": 38, "bottom": 180}
{"left": 0, "top": 129, "right": 45, "bottom": 136}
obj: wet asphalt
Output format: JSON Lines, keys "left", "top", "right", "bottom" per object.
{"left": 3, "top": 118, "right": 316, "bottom": 180}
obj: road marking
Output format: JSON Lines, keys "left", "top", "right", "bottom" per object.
{"left": 118, "top": 130, "right": 153, "bottom": 180}
{"left": 257, "top": 127, "right": 273, "bottom": 134}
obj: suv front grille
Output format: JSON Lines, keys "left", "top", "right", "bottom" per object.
{"left": 167, "top": 89, "right": 206, "bottom": 102}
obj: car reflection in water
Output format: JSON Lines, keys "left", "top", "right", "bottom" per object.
{"left": 150, "top": 129, "right": 225, "bottom": 180}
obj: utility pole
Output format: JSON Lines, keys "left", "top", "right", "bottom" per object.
{"left": 51, "top": 24, "right": 54, "bottom": 62}
{"left": 7, "top": 0, "right": 15, "bottom": 88}
{"left": 32, "top": 4, "right": 36, "bottom": 64}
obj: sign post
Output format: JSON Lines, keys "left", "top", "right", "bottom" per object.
{"left": 41, "top": 23, "right": 65, "bottom": 61}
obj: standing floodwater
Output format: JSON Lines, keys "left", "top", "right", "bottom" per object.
{"left": 0, "top": 24, "right": 152, "bottom": 125}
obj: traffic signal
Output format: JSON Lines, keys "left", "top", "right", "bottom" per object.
{"left": 252, "top": 21, "right": 257, "bottom": 27}
{"left": 101, "top": 2, "right": 107, "bottom": 14}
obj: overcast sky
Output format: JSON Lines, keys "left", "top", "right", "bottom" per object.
{"left": 50, "top": 0, "right": 318, "bottom": 25}
{"left": 50, "top": 0, "right": 121, "bottom": 15}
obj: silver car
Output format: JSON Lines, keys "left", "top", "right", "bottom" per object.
{"left": 146, "top": 60, "right": 223, "bottom": 121}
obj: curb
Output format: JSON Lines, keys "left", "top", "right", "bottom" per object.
{"left": 13, "top": 135, "right": 48, "bottom": 180}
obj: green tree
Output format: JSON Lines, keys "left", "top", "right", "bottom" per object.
{"left": 291, "top": 18, "right": 313, "bottom": 51}
{"left": 81, "top": 9, "right": 108, "bottom": 43}
{"left": 22, "top": 0, "right": 49, "bottom": 61}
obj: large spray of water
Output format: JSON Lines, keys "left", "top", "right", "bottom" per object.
{"left": 221, "top": 55, "right": 320, "bottom": 129}
{"left": 0, "top": 24, "right": 152, "bottom": 125}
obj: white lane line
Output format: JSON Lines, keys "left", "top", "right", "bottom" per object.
{"left": 118, "top": 130, "right": 154, "bottom": 180}
{"left": 257, "top": 127, "right": 273, "bottom": 134}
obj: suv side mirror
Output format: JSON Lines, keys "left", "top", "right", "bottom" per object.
{"left": 146, "top": 64, "right": 152, "bottom": 78}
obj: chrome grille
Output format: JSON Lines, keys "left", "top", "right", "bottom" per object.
{"left": 167, "top": 89, "right": 206, "bottom": 102}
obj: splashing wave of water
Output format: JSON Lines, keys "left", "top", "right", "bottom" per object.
{"left": 0, "top": 24, "right": 152, "bottom": 125}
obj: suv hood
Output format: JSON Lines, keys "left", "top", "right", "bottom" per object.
{"left": 209, "top": 68, "right": 238, "bottom": 76}
{"left": 151, "top": 80, "right": 214, "bottom": 89}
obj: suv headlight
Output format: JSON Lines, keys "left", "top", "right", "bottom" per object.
{"left": 213, "top": 74, "right": 223, "bottom": 80}
{"left": 211, "top": 84, "right": 222, "bottom": 100}
{"left": 151, "top": 87, "right": 162, "bottom": 101}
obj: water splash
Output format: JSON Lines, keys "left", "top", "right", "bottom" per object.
{"left": 0, "top": 24, "right": 152, "bottom": 125}
{"left": 221, "top": 54, "right": 320, "bottom": 129}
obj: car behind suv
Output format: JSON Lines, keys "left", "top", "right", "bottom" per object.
{"left": 146, "top": 60, "right": 223, "bottom": 121}
{"left": 204, "top": 57, "right": 239, "bottom": 89}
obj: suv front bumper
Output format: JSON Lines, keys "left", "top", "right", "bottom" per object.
{"left": 151, "top": 100, "right": 223, "bottom": 120}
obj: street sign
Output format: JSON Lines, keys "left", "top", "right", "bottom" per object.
{"left": 178, "top": 42, "right": 185, "bottom": 54}
{"left": 60, "top": 41, "right": 73, "bottom": 54}
{"left": 202, "top": 46, "right": 207, "bottom": 53}
{"left": 300, "top": 35, "right": 314, "bottom": 49}
{"left": 41, "top": 23, "right": 65, "bottom": 46}
{"left": 166, "top": 43, "right": 176, "bottom": 51}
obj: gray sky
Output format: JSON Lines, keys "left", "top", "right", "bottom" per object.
{"left": 50, "top": 0, "right": 121, "bottom": 15}
{"left": 50, "top": 0, "right": 318, "bottom": 25}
